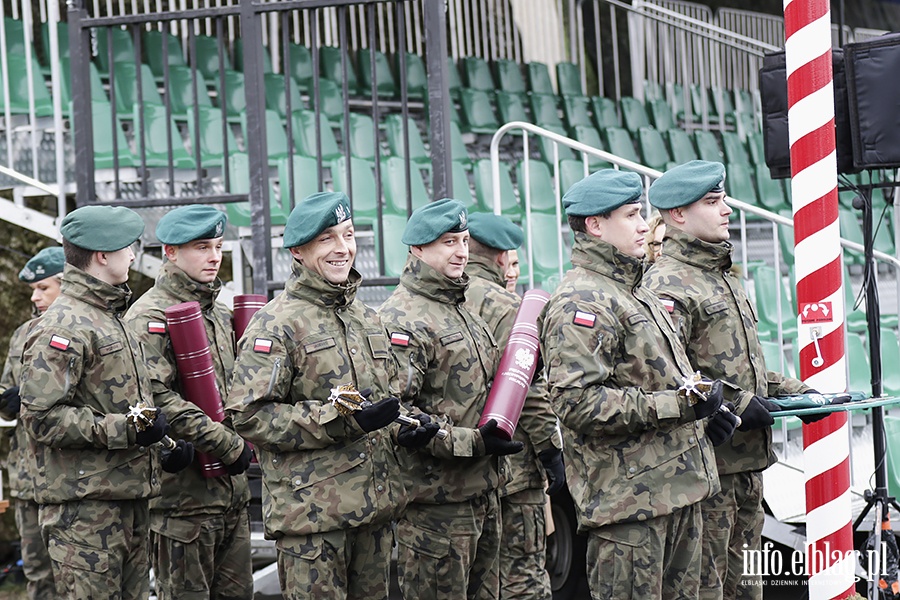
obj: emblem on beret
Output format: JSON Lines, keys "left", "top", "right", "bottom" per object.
{"left": 215, "top": 220, "right": 224, "bottom": 237}
{"left": 458, "top": 211, "right": 467, "bottom": 228}
{"left": 335, "top": 203, "right": 349, "bottom": 223}
{"left": 20, "top": 266, "right": 35, "bottom": 281}
{"left": 514, "top": 348, "right": 534, "bottom": 370}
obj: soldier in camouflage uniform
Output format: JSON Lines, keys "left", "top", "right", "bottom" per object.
{"left": 378, "top": 199, "right": 524, "bottom": 600}
{"left": 644, "top": 160, "right": 818, "bottom": 600}
{"left": 123, "top": 206, "right": 253, "bottom": 600}
{"left": 226, "top": 192, "right": 438, "bottom": 600}
{"left": 0, "top": 247, "right": 65, "bottom": 599}
{"left": 18, "top": 205, "right": 194, "bottom": 600}
{"left": 465, "top": 212, "right": 564, "bottom": 600}
{"left": 538, "top": 170, "right": 739, "bottom": 600}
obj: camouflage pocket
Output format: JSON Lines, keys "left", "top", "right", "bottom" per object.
{"left": 621, "top": 427, "right": 695, "bottom": 480}
{"left": 149, "top": 514, "right": 202, "bottom": 544}
{"left": 48, "top": 536, "right": 110, "bottom": 573}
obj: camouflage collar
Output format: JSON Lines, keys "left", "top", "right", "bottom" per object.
{"left": 60, "top": 264, "right": 132, "bottom": 312}
{"left": 664, "top": 227, "right": 733, "bottom": 271}
{"left": 285, "top": 260, "right": 361, "bottom": 309}
{"left": 465, "top": 254, "right": 506, "bottom": 288}
{"left": 570, "top": 232, "right": 644, "bottom": 287}
{"left": 156, "top": 261, "right": 221, "bottom": 310}
{"left": 400, "top": 254, "right": 469, "bottom": 305}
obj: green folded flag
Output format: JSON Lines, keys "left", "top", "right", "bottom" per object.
{"left": 769, "top": 392, "right": 868, "bottom": 411}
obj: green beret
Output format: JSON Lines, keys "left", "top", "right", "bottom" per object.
{"left": 562, "top": 170, "right": 643, "bottom": 217}
{"left": 468, "top": 212, "right": 523, "bottom": 250}
{"left": 156, "top": 205, "right": 227, "bottom": 245}
{"left": 283, "top": 191, "right": 352, "bottom": 248}
{"left": 18, "top": 247, "right": 65, "bottom": 282}
{"left": 649, "top": 160, "right": 726, "bottom": 210}
{"left": 59, "top": 205, "right": 145, "bottom": 252}
{"left": 402, "top": 198, "right": 469, "bottom": 246}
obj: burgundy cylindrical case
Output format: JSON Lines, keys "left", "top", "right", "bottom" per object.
{"left": 165, "top": 301, "right": 228, "bottom": 478}
{"left": 478, "top": 289, "right": 551, "bottom": 440}
{"left": 232, "top": 294, "right": 267, "bottom": 346}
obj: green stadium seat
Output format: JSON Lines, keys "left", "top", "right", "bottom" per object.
{"left": 166, "top": 65, "right": 213, "bottom": 119}
{"left": 591, "top": 96, "right": 619, "bottom": 129}
{"left": 838, "top": 209, "right": 865, "bottom": 265}
{"left": 724, "top": 163, "right": 758, "bottom": 206}
{"left": 461, "top": 56, "right": 495, "bottom": 91}
{"left": 241, "top": 108, "right": 291, "bottom": 162}
{"left": 373, "top": 213, "right": 410, "bottom": 277}
{"left": 186, "top": 105, "right": 238, "bottom": 169}
{"left": 193, "top": 35, "right": 232, "bottom": 81}
{"left": 315, "top": 78, "right": 346, "bottom": 123}
{"left": 752, "top": 264, "right": 797, "bottom": 342}
{"left": 562, "top": 95, "right": 593, "bottom": 131}
{"left": 883, "top": 416, "right": 900, "bottom": 500}
{"left": 95, "top": 27, "right": 134, "bottom": 73}
{"left": 459, "top": 88, "right": 499, "bottom": 134}
{"left": 637, "top": 127, "right": 672, "bottom": 171}
{"left": 382, "top": 156, "right": 430, "bottom": 215}
{"left": 87, "top": 99, "right": 136, "bottom": 169}
{"left": 132, "top": 102, "right": 195, "bottom": 169}
{"left": 666, "top": 82, "right": 698, "bottom": 124}
{"left": 223, "top": 152, "right": 288, "bottom": 227}
{"left": 735, "top": 88, "right": 756, "bottom": 116}
{"left": 559, "top": 158, "right": 589, "bottom": 197}
{"left": 556, "top": 62, "right": 583, "bottom": 97}
{"left": 234, "top": 38, "right": 273, "bottom": 73}
{"left": 58, "top": 58, "right": 106, "bottom": 116}
{"left": 644, "top": 80, "right": 664, "bottom": 101}
{"left": 451, "top": 161, "right": 475, "bottom": 207}
{"left": 721, "top": 131, "right": 751, "bottom": 167}
{"left": 761, "top": 338, "right": 792, "bottom": 377}
{"left": 319, "top": 46, "right": 359, "bottom": 95}
{"left": 288, "top": 44, "right": 313, "bottom": 92}
{"left": 290, "top": 108, "right": 341, "bottom": 162}
{"left": 693, "top": 130, "right": 724, "bottom": 163}
{"left": 3, "top": 18, "right": 28, "bottom": 59}
{"left": 844, "top": 263, "right": 868, "bottom": 334}
{"left": 646, "top": 98, "right": 676, "bottom": 131}
{"left": 111, "top": 61, "right": 163, "bottom": 115}
{"left": 571, "top": 126, "right": 611, "bottom": 169}
{"left": 516, "top": 160, "right": 558, "bottom": 214}
{"left": 40, "top": 21, "right": 69, "bottom": 67}
{"left": 847, "top": 333, "right": 871, "bottom": 394}
{"left": 496, "top": 91, "right": 530, "bottom": 124}
{"left": 537, "top": 125, "right": 576, "bottom": 164}
{"left": 473, "top": 158, "right": 519, "bottom": 218}
{"left": 747, "top": 132, "right": 766, "bottom": 166}
{"left": 529, "top": 93, "right": 563, "bottom": 129}
{"left": 0, "top": 54, "right": 53, "bottom": 117}
{"left": 264, "top": 72, "right": 304, "bottom": 119}
{"left": 144, "top": 30, "right": 185, "bottom": 79}
{"left": 874, "top": 207, "right": 895, "bottom": 256}
{"left": 215, "top": 69, "right": 246, "bottom": 122}
{"left": 527, "top": 61, "right": 554, "bottom": 95}
{"left": 880, "top": 329, "right": 900, "bottom": 396}
{"left": 755, "top": 166, "right": 789, "bottom": 213}
{"left": 528, "top": 212, "right": 571, "bottom": 284}
{"left": 602, "top": 127, "right": 640, "bottom": 165}
{"left": 446, "top": 57, "right": 463, "bottom": 99}
{"left": 330, "top": 156, "right": 378, "bottom": 224}
{"left": 277, "top": 155, "right": 323, "bottom": 211}
{"left": 345, "top": 112, "right": 379, "bottom": 163}
{"left": 385, "top": 114, "right": 430, "bottom": 165}
{"left": 395, "top": 52, "right": 427, "bottom": 100}
{"left": 449, "top": 120, "right": 472, "bottom": 166}
{"left": 358, "top": 48, "right": 396, "bottom": 98}
{"left": 619, "top": 96, "right": 650, "bottom": 134}
{"left": 494, "top": 59, "right": 526, "bottom": 94}
{"left": 708, "top": 86, "right": 737, "bottom": 125}
{"left": 666, "top": 128, "right": 699, "bottom": 165}
{"left": 776, "top": 216, "right": 795, "bottom": 267}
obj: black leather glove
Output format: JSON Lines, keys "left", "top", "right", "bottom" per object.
{"left": 737, "top": 396, "right": 777, "bottom": 431}
{"left": 706, "top": 403, "right": 739, "bottom": 446}
{"left": 0, "top": 386, "right": 21, "bottom": 417}
{"left": 693, "top": 380, "right": 725, "bottom": 420}
{"left": 226, "top": 441, "right": 254, "bottom": 475}
{"left": 161, "top": 439, "right": 195, "bottom": 473}
{"left": 353, "top": 397, "right": 400, "bottom": 433}
{"left": 538, "top": 448, "right": 566, "bottom": 496}
{"left": 477, "top": 419, "right": 524, "bottom": 456}
{"left": 135, "top": 410, "right": 168, "bottom": 447}
{"left": 397, "top": 413, "right": 441, "bottom": 449}
{"left": 796, "top": 389, "right": 850, "bottom": 424}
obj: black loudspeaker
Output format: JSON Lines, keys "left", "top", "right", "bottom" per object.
{"left": 759, "top": 50, "right": 857, "bottom": 179}
{"left": 845, "top": 33, "right": 900, "bottom": 170}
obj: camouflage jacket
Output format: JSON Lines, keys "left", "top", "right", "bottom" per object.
{"left": 464, "top": 256, "right": 562, "bottom": 497}
{"left": 378, "top": 254, "right": 503, "bottom": 504}
{"left": 226, "top": 264, "right": 406, "bottom": 539}
{"left": 19, "top": 265, "right": 161, "bottom": 505}
{"left": 124, "top": 261, "right": 250, "bottom": 516}
{"left": 643, "top": 228, "right": 810, "bottom": 474}
{"left": 0, "top": 318, "right": 39, "bottom": 499}
{"left": 539, "top": 233, "right": 720, "bottom": 530}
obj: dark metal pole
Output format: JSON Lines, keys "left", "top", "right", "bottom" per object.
{"left": 424, "top": 0, "right": 452, "bottom": 199}
{"left": 69, "top": 1, "right": 94, "bottom": 205}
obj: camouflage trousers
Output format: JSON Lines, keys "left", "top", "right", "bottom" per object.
{"left": 14, "top": 497, "right": 55, "bottom": 600}
{"left": 586, "top": 503, "right": 702, "bottom": 600}
{"left": 397, "top": 492, "right": 501, "bottom": 600}
{"left": 276, "top": 520, "right": 394, "bottom": 600}
{"left": 39, "top": 498, "right": 151, "bottom": 600}
{"left": 150, "top": 503, "right": 253, "bottom": 600}
{"left": 499, "top": 487, "right": 551, "bottom": 600}
{"left": 699, "top": 470, "right": 764, "bottom": 600}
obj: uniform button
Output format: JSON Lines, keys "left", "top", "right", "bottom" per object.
{"left": 79, "top": 470, "right": 85, "bottom": 475}
{"left": 272, "top": 458, "right": 278, "bottom": 464}
{"left": 628, "top": 466, "right": 636, "bottom": 474}
{"left": 751, "top": 353, "right": 756, "bottom": 359}
{"left": 294, "top": 479, "right": 302, "bottom": 486}
{"left": 637, "top": 513, "right": 646, "bottom": 521}
{"left": 359, "top": 452, "right": 366, "bottom": 459}
{"left": 351, "top": 348, "right": 357, "bottom": 355}
{"left": 376, "top": 485, "right": 384, "bottom": 492}
{"left": 151, "top": 478, "right": 157, "bottom": 485}
{"left": 689, "top": 437, "right": 695, "bottom": 444}
{"left": 425, "top": 466, "right": 433, "bottom": 473}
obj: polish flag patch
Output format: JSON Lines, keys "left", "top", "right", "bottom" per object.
{"left": 660, "top": 298, "right": 675, "bottom": 313}
{"left": 390, "top": 332, "right": 410, "bottom": 347}
{"left": 573, "top": 311, "right": 596, "bottom": 328}
{"left": 49, "top": 335, "right": 70, "bottom": 351}
{"left": 147, "top": 321, "right": 167, "bottom": 334}
{"left": 253, "top": 338, "right": 273, "bottom": 354}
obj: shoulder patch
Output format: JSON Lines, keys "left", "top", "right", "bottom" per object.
{"left": 659, "top": 298, "right": 675, "bottom": 313}
{"left": 48, "top": 334, "right": 70, "bottom": 351}
{"left": 390, "top": 332, "right": 410, "bottom": 347}
{"left": 147, "top": 321, "right": 167, "bottom": 334}
{"left": 573, "top": 311, "right": 596, "bottom": 328}
{"left": 253, "top": 338, "right": 273, "bottom": 354}
{"left": 440, "top": 332, "right": 464, "bottom": 346}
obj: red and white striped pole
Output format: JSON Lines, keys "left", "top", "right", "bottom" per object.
{"left": 785, "top": 0, "right": 854, "bottom": 597}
